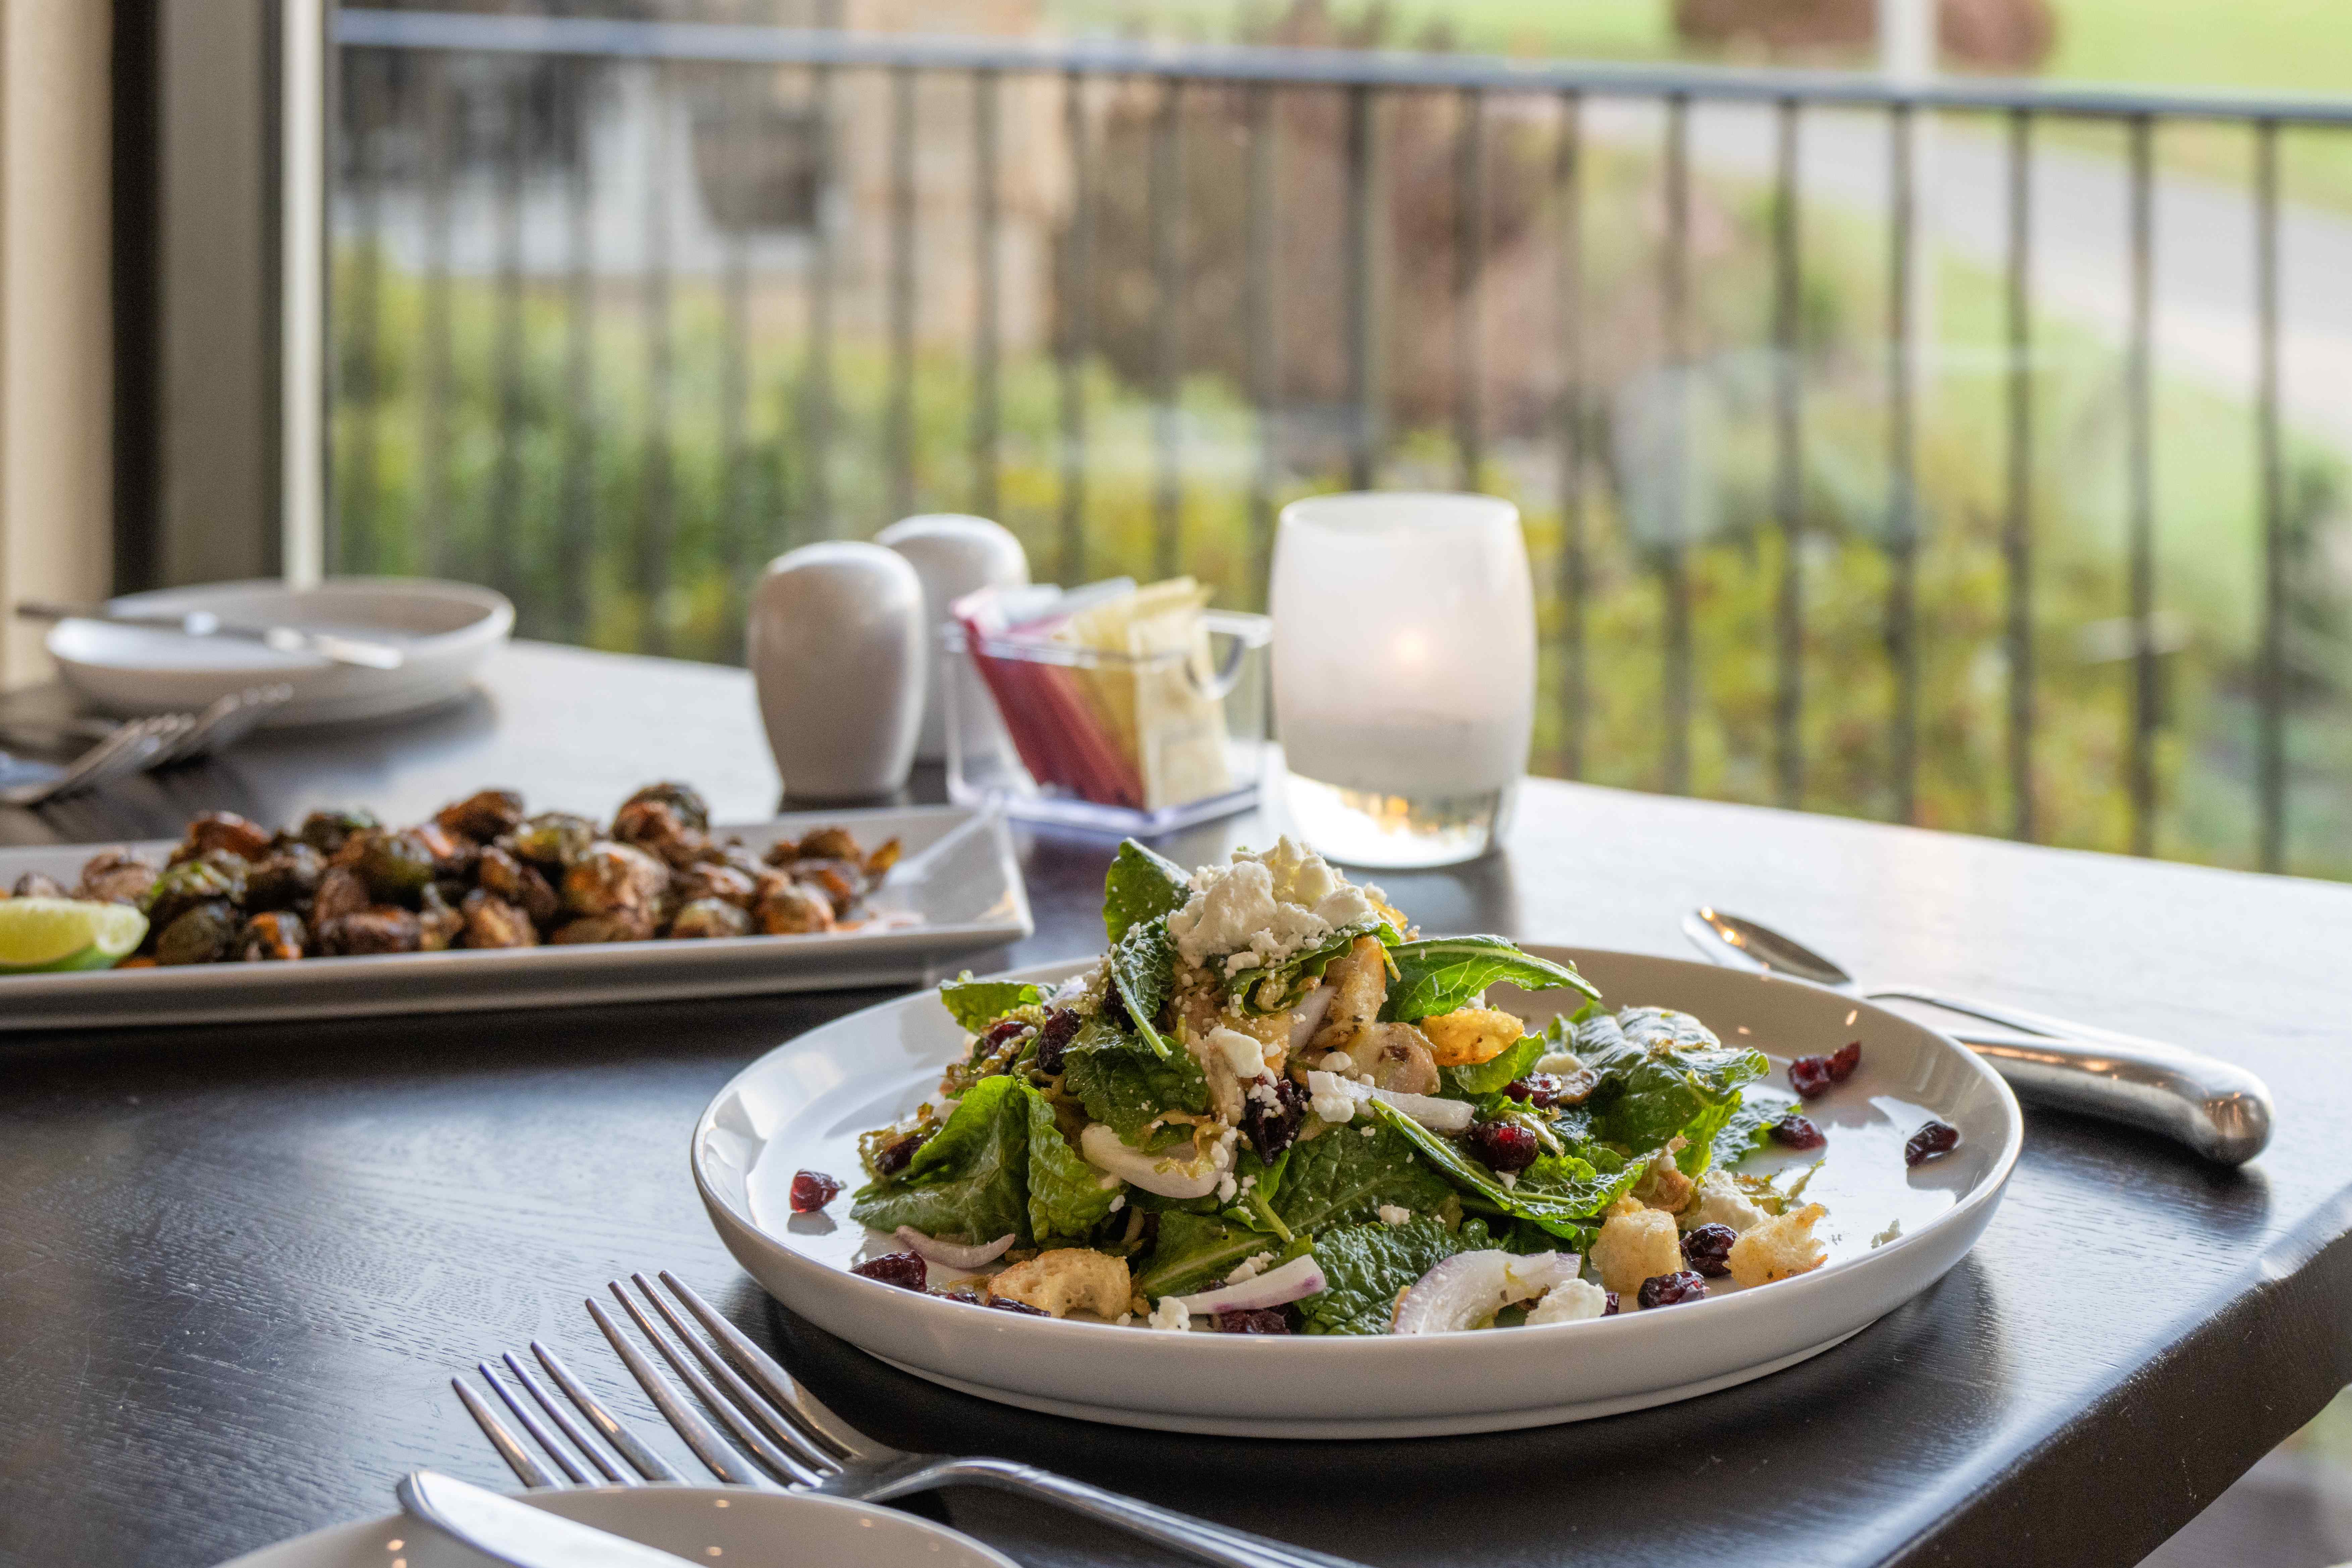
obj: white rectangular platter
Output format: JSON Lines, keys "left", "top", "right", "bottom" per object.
{"left": 0, "top": 804, "right": 1030, "bottom": 1032}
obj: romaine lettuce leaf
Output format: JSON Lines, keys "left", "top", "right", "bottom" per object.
{"left": 1573, "top": 1006, "right": 1770, "bottom": 1151}
{"left": 1133, "top": 1212, "right": 1263, "bottom": 1299}
{"left": 1103, "top": 839, "right": 1191, "bottom": 944}
{"left": 1108, "top": 914, "right": 1179, "bottom": 1058}
{"left": 1366, "top": 1101, "right": 1616, "bottom": 1242}
{"left": 848, "top": 1075, "right": 1030, "bottom": 1245}
{"left": 1023, "top": 1086, "right": 1121, "bottom": 1243}
{"left": 1711, "top": 1086, "right": 1797, "bottom": 1171}
{"left": 1379, "top": 936, "right": 1600, "bottom": 1023}
{"left": 1299, "top": 1218, "right": 1491, "bottom": 1335}
{"left": 1437, "top": 1030, "right": 1549, "bottom": 1099}
{"left": 1058, "top": 1016, "right": 1208, "bottom": 1143}
{"left": 937, "top": 975, "right": 1048, "bottom": 1032}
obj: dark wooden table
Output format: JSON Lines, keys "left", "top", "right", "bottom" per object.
{"left": 3, "top": 642, "right": 2348, "bottom": 1568}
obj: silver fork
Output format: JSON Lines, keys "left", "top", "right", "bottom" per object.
{"left": 453, "top": 1270, "right": 1366, "bottom": 1568}
{"left": 143, "top": 684, "right": 293, "bottom": 768}
{"left": 0, "top": 712, "right": 194, "bottom": 807}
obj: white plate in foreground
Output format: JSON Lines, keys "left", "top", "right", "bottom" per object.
{"left": 0, "top": 805, "right": 1029, "bottom": 1032}
{"left": 214, "top": 1485, "right": 1015, "bottom": 1568}
{"left": 49, "top": 577, "right": 512, "bottom": 727}
{"left": 694, "top": 946, "right": 2023, "bottom": 1440}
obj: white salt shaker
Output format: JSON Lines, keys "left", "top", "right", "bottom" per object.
{"left": 747, "top": 541, "right": 926, "bottom": 800}
{"left": 876, "top": 514, "right": 1030, "bottom": 763}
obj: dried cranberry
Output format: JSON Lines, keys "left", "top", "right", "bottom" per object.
{"left": 788, "top": 1169, "right": 843, "bottom": 1213}
{"left": 872, "top": 1129, "right": 931, "bottom": 1179}
{"left": 1240, "top": 1075, "right": 1308, "bottom": 1164}
{"left": 850, "top": 1252, "right": 928, "bottom": 1292}
{"left": 1904, "top": 1118, "right": 1961, "bottom": 1167}
{"left": 1032, "top": 1008, "right": 1082, "bottom": 1075}
{"left": 1681, "top": 1223, "right": 1737, "bottom": 1277}
{"left": 1637, "top": 1271, "right": 1708, "bottom": 1309}
{"left": 1602, "top": 1291, "right": 1621, "bottom": 1316}
{"left": 1214, "top": 1308, "right": 1291, "bottom": 1334}
{"left": 1770, "top": 1113, "right": 1827, "bottom": 1150}
{"left": 1466, "top": 1119, "right": 1540, "bottom": 1173}
{"left": 1099, "top": 983, "right": 1134, "bottom": 1033}
{"left": 1829, "top": 1040, "right": 1862, "bottom": 1081}
{"left": 938, "top": 1287, "right": 983, "bottom": 1306}
{"left": 981, "top": 1016, "right": 1030, "bottom": 1050}
{"left": 1788, "top": 1055, "right": 1836, "bottom": 1098}
{"left": 987, "top": 1296, "right": 1048, "bottom": 1317}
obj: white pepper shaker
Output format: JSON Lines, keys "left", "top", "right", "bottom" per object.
{"left": 876, "top": 514, "right": 1030, "bottom": 764}
{"left": 746, "top": 541, "right": 925, "bottom": 800}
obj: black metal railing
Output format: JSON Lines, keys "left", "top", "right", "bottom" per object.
{"left": 329, "top": 8, "right": 2352, "bottom": 878}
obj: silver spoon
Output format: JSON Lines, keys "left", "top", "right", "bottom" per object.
{"left": 1682, "top": 907, "right": 2273, "bottom": 1166}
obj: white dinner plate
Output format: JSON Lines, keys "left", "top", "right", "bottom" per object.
{"left": 49, "top": 577, "right": 512, "bottom": 727}
{"left": 694, "top": 946, "right": 2023, "bottom": 1439}
{"left": 0, "top": 805, "right": 1030, "bottom": 1032}
{"left": 213, "top": 1484, "right": 1016, "bottom": 1568}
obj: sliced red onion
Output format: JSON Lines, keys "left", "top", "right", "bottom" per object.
{"left": 1287, "top": 983, "right": 1336, "bottom": 1051}
{"left": 1306, "top": 1071, "right": 1476, "bottom": 1134}
{"left": 1391, "top": 1250, "right": 1583, "bottom": 1335}
{"left": 893, "top": 1226, "right": 1015, "bottom": 1270}
{"left": 1172, "top": 1255, "right": 1328, "bottom": 1315}
{"left": 1079, "top": 1122, "right": 1226, "bottom": 1199}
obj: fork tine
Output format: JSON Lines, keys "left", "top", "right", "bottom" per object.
{"left": 655, "top": 1271, "right": 859, "bottom": 1466}
{"left": 626, "top": 1272, "right": 844, "bottom": 1473}
{"left": 586, "top": 1296, "right": 773, "bottom": 1488}
{"left": 604, "top": 1283, "right": 822, "bottom": 1487}
{"left": 501, "top": 1351, "right": 636, "bottom": 1486}
{"left": 529, "top": 1340, "right": 681, "bottom": 1483}
{"left": 452, "top": 1377, "right": 561, "bottom": 1490}
{"left": 477, "top": 1360, "right": 594, "bottom": 1485}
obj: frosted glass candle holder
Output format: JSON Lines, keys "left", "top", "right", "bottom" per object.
{"left": 1269, "top": 492, "right": 1535, "bottom": 868}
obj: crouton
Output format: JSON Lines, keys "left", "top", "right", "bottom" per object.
{"left": 1727, "top": 1202, "right": 1829, "bottom": 1288}
{"left": 1630, "top": 1141, "right": 1694, "bottom": 1213}
{"left": 1590, "top": 1206, "right": 1684, "bottom": 1297}
{"left": 989, "top": 1248, "right": 1133, "bottom": 1319}
{"left": 1419, "top": 1006, "right": 1526, "bottom": 1067}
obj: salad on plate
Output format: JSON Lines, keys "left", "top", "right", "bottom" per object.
{"left": 827, "top": 838, "right": 1856, "bottom": 1335}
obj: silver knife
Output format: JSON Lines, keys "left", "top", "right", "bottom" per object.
{"left": 14, "top": 600, "right": 406, "bottom": 671}
{"left": 396, "top": 1469, "right": 702, "bottom": 1568}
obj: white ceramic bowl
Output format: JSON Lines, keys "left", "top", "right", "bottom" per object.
{"left": 694, "top": 946, "right": 2023, "bottom": 1439}
{"left": 214, "top": 1485, "right": 1015, "bottom": 1568}
{"left": 50, "top": 577, "right": 513, "bottom": 727}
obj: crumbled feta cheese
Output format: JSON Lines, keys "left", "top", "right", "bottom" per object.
{"left": 1208, "top": 1025, "right": 1268, "bottom": 1082}
{"left": 1533, "top": 1050, "right": 1583, "bottom": 1075}
{"left": 1687, "top": 1170, "right": 1766, "bottom": 1235}
{"left": 1148, "top": 1297, "right": 1191, "bottom": 1332}
{"left": 1166, "top": 838, "right": 1380, "bottom": 975}
{"left": 1216, "top": 1171, "right": 1238, "bottom": 1203}
{"left": 1498, "top": 1171, "right": 1518, "bottom": 1190}
{"left": 1377, "top": 1204, "right": 1412, "bottom": 1226}
{"left": 1116, "top": 1312, "right": 1133, "bottom": 1326}
{"left": 1524, "top": 1278, "right": 1610, "bottom": 1325}
{"left": 1306, "top": 1069, "right": 1364, "bottom": 1125}
{"left": 1321, "top": 1050, "right": 1356, "bottom": 1076}
{"left": 1108, "top": 1194, "right": 1126, "bottom": 1213}
{"left": 1229, "top": 1250, "right": 1276, "bottom": 1283}
{"left": 1360, "top": 1125, "right": 1376, "bottom": 1137}
{"left": 1871, "top": 1219, "right": 1902, "bottom": 1249}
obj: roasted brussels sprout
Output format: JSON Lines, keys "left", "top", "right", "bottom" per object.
{"left": 549, "top": 910, "right": 656, "bottom": 944}
{"left": 791, "top": 859, "right": 865, "bottom": 918}
{"left": 789, "top": 826, "right": 861, "bottom": 864}
{"left": 671, "top": 861, "right": 757, "bottom": 910}
{"left": 509, "top": 811, "right": 597, "bottom": 870}
{"left": 561, "top": 841, "right": 670, "bottom": 919}
{"left": 412, "top": 822, "right": 476, "bottom": 879}
{"left": 185, "top": 810, "right": 272, "bottom": 862}
{"left": 417, "top": 885, "right": 464, "bottom": 952}
{"left": 298, "top": 808, "right": 379, "bottom": 856}
{"left": 245, "top": 842, "right": 324, "bottom": 911}
{"left": 156, "top": 900, "right": 241, "bottom": 965}
{"left": 753, "top": 877, "right": 835, "bottom": 935}
{"left": 474, "top": 845, "right": 559, "bottom": 926}
{"left": 237, "top": 910, "right": 306, "bottom": 962}
{"left": 311, "top": 865, "right": 370, "bottom": 924}
{"left": 316, "top": 906, "right": 422, "bottom": 956}
{"left": 74, "top": 850, "right": 160, "bottom": 906}
{"left": 141, "top": 857, "right": 246, "bottom": 929}
{"left": 620, "top": 780, "right": 709, "bottom": 833}
{"left": 11, "top": 871, "right": 66, "bottom": 899}
{"left": 610, "top": 798, "right": 707, "bottom": 869}
{"left": 668, "top": 898, "right": 753, "bottom": 940}
{"left": 459, "top": 888, "right": 538, "bottom": 949}
{"left": 435, "top": 788, "right": 526, "bottom": 843}
{"left": 354, "top": 829, "right": 436, "bottom": 905}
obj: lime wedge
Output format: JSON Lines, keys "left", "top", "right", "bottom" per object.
{"left": 0, "top": 898, "right": 150, "bottom": 973}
